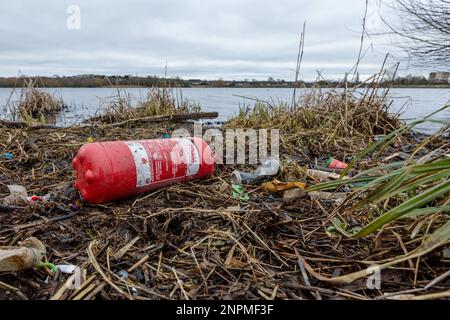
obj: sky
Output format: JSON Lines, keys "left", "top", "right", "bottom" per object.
{"left": 0, "top": 0, "right": 420, "bottom": 81}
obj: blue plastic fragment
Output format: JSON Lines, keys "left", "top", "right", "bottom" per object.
{"left": 3, "top": 153, "right": 13, "bottom": 160}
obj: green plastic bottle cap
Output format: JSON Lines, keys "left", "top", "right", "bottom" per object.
{"left": 326, "top": 157, "right": 333, "bottom": 168}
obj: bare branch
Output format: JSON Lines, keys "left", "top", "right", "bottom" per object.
{"left": 382, "top": 0, "right": 450, "bottom": 67}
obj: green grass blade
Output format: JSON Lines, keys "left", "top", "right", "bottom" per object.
{"left": 340, "top": 125, "right": 410, "bottom": 176}
{"left": 351, "top": 168, "right": 412, "bottom": 210}
{"left": 353, "top": 178, "right": 450, "bottom": 238}
{"left": 305, "top": 176, "right": 377, "bottom": 192}
{"left": 340, "top": 104, "right": 450, "bottom": 177}
{"left": 354, "top": 170, "right": 450, "bottom": 210}
{"left": 411, "top": 158, "right": 450, "bottom": 174}
{"left": 402, "top": 205, "right": 450, "bottom": 219}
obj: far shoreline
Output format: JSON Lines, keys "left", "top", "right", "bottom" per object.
{"left": 0, "top": 85, "right": 449, "bottom": 89}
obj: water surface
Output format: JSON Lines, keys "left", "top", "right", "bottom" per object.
{"left": 1, "top": 87, "right": 449, "bottom": 133}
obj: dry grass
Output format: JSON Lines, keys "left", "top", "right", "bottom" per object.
{"left": 226, "top": 87, "right": 404, "bottom": 160}
{"left": 0, "top": 118, "right": 448, "bottom": 300}
{"left": 90, "top": 87, "right": 201, "bottom": 124}
{"left": 18, "top": 79, "right": 64, "bottom": 120}
{"left": 0, "top": 77, "right": 449, "bottom": 300}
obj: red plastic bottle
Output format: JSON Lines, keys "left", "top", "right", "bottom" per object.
{"left": 73, "top": 137, "right": 215, "bottom": 204}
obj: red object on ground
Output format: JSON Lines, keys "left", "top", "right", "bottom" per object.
{"left": 73, "top": 137, "right": 215, "bottom": 204}
{"left": 326, "top": 157, "right": 348, "bottom": 169}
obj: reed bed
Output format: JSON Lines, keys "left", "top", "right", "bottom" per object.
{"left": 0, "top": 83, "right": 449, "bottom": 300}
{"left": 17, "top": 79, "right": 64, "bottom": 120}
{"left": 226, "top": 87, "right": 404, "bottom": 160}
{"left": 89, "top": 87, "right": 201, "bottom": 124}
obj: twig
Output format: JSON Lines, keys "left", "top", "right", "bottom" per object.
{"left": 0, "top": 280, "right": 29, "bottom": 300}
{"left": 292, "top": 21, "right": 306, "bottom": 107}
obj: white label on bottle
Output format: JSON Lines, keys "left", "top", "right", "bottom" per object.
{"left": 175, "top": 138, "right": 200, "bottom": 177}
{"left": 126, "top": 142, "right": 152, "bottom": 187}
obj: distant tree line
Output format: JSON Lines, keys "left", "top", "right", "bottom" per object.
{"left": 0, "top": 74, "right": 445, "bottom": 88}
{"left": 0, "top": 75, "right": 179, "bottom": 88}
{"left": 390, "top": 75, "right": 429, "bottom": 86}
{"left": 0, "top": 75, "right": 297, "bottom": 88}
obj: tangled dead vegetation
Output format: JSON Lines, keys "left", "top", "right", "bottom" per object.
{"left": 226, "top": 86, "right": 405, "bottom": 163}
{"left": 89, "top": 87, "right": 201, "bottom": 124}
{"left": 17, "top": 79, "right": 64, "bottom": 120}
{"left": 0, "top": 83, "right": 449, "bottom": 300}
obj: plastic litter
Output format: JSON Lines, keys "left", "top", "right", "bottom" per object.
{"left": 55, "top": 264, "right": 77, "bottom": 274}
{"left": 117, "top": 270, "right": 129, "bottom": 280}
{"left": 325, "top": 157, "right": 348, "bottom": 169}
{"left": 306, "top": 169, "right": 342, "bottom": 182}
{"left": 231, "top": 185, "right": 249, "bottom": 201}
{"left": 3, "top": 153, "right": 13, "bottom": 160}
{"left": 2, "top": 185, "right": 50, "bottom": 206}
{"left": 230, "top": 159, "right": 280, "bottom": 185}
{"left": 2, "top": 185, "right": 28, "bottom": 206}
{"left": 73, "top": 137, "right": 215, "bottom": 204}
{"left": 27, "top": 194, "right": 51, "bottom": 204}
{"left": 37, "top": 262, "right": 58, "bottom": 273}
{"left": 261, "top": 179, "right": 306, "bottom": 193}
{"left": 0, "top": 237, "right": 46, "bottom": 272}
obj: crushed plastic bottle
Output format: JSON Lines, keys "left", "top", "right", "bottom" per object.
{"left": 230, "top": 159, "right": 280, "bottom": 185}
{"left": 2, "top": 185, "right": 51, "bottom": 206}
{"left": 2, "top": 185, "right": 28, "bottom": 206}
{"left": 0, "top": 237, "right": 46, "bottom": 272}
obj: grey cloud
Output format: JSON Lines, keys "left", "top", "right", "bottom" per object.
{"left": 0, "top": 0, "right": 409, "bottom": 80}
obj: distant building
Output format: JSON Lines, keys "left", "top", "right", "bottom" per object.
{"left": 429, "top": 72, "right": 450, "bottom": 84}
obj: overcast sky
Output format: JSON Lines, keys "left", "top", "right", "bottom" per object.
{"left": 0, "top": 0, "right": 418, "bottom": 80}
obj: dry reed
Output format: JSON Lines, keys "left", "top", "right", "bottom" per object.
{"left": 0, "top": 79, "right": 449, "bottom": 301}
{"left": 18, "top": 79, "right": 64, "bottom": 120}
